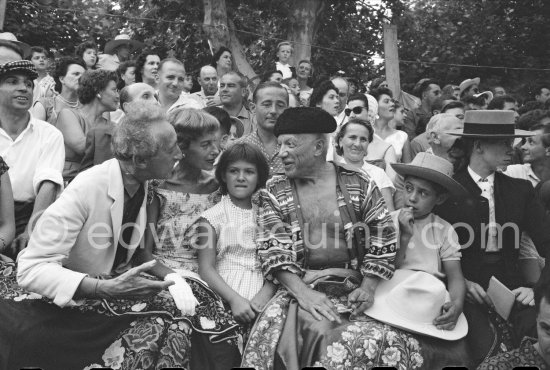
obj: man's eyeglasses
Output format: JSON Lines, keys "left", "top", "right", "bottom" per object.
{"left": 345, "top": 106, "right": 365, "bottom": 116}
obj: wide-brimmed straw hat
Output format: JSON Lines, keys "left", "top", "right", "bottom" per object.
{"left": 104, "top": 34, "right": 145, "bottom": 55}
{"left": 459, "top": 77, "right": 480, "bottom": 95}
{"left": 0, "top": 60, "right": 38, "bottom": 80}
{"left": 364, "top": 269, "right": 468, "bottom": 341}
{"left": 391, "top": 152, "right": 467, "bottom": 198}
{"left": 445, "top": 110, "right": 533, "bottom": 138}
{"left": 0, "top": 32, "right": 31, "bottom": 58}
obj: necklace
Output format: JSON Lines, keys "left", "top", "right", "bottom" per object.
{"left": 56, "top": 94, "right": 79, "bottom": 108}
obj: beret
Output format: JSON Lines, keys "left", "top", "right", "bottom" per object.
{"left": 0, "top": 60, "right": 37, "bottom": 80}
{"left": 274, "top": 107, "right": 337, "bottom": 137}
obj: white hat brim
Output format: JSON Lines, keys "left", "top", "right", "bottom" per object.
{"left": 363, "top": 270, "right": 468, "bottom": 341}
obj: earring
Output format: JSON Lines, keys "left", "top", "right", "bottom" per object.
{"left": 97, "top": 94, "right": 102, "bottom": 99}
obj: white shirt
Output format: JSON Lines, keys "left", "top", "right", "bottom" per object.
{"left": 338, "top": 157, "right": 395, "bottom": 192}
{"left": 275, "top": 61, "right": 293, "bottom": 79}
{"left": 503, "top": 163, "right": 540, "bottom": 187}
{"left": 0, "top": 115, "right": 64, "bottom": 202}
{"left": 167, "top": 94, "right": 205, "bottom": 114}
{"left": 468, "top": 166, "right": 498, "bottom": 252}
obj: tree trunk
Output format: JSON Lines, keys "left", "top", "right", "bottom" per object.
{"left": 202, "top": 0, "right": 257, "bottom": 81}
{"left": 288, "top": 0, "right": 327, "bottom": 65}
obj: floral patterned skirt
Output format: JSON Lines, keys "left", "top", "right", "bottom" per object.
{"left": 242, "top": 290, "right": 470, "bottom": 370}
{"left": 0, "top": 260, "right": 239, "bottom": 370}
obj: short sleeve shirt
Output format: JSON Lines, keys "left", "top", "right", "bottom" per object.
{"left": 391, "top": 211, "right": 461, "bottom": 279}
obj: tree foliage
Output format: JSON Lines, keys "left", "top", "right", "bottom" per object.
{"left": 393, "top": 0, "right": 550, "bottom": 94}
{"left": 8, "top": 0, "right": 394, "bottom": 82}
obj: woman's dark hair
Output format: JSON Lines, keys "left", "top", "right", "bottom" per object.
{"left": 116, "top": 60, "right": 136, "bottom": 90}
{"left": 75, "top": 41, "right": 97, "bottom": 65}
{"left": 370, "top": 87, "right": 393, "bottom": 102}
{"left": 134, "top": 49, "right": 160, "bottom": 83}
{"left": 517, "top": 109, "right": 550, "bottom": 131}
{"left": 215, "top": 142, "right": 269, "bottom": 195}
{"left": 309, "top": 80, "right": 338, "bottom": 108}
{"left": 77, "top": 69, "right": 119, "bottom": 105}
{"left": 347, "top": 93, "right": 370, "bottom": 111}
{"left": 261, "top": 70, "right": 283, "bottom": 83}
{"left": 53, "top": 57, "right": 86, "bottom": 93}
{"left": 210, "top": 46, "right": 232, "bottom": 69}
{"left": 334, "top": 118, "right": 374, "bottom": 156}
{"left": 441, "top": 100, "right": 465, "bottom": 113}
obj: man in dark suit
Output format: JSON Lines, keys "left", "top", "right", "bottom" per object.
{"left": 436, "top": 110, "right": 550, "bottom": 364}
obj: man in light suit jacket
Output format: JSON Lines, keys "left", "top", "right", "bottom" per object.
{"left": 17, "top": 102, "right": 182, "bottom": 306}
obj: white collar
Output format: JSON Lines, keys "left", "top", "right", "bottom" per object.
{"left": 468, "top": 166, "right": 495, "bottom": 185}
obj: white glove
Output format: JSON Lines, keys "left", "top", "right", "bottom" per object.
{"left": 164, "top": 273, "right": 199, "bottom": 316}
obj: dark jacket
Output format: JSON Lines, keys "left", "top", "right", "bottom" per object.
{"left": 436, "top": 169, "right": 550, "bottom": 289}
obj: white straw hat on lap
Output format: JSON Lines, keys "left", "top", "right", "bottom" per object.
{"left": 364, "top": 269, "right": 468, "bottom": 341}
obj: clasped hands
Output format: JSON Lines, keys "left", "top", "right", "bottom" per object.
{"left": 296, "top": 284, "right": 376, "bottom": 324}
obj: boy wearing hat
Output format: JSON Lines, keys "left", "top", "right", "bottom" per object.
{"left": 391, "top": 153, "right": 467, "bottom": 331}
{"left": 437, "top": 110, "right": 550, "bottom": 363}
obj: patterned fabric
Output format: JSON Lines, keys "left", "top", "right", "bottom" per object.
{"left": 153, "top": 187, "right": 220, "bottom": 273}
{"left": 242, "top": 288, "right": 468, "bottom": 370}
{"left": 239, "top": 130, "right": 285, "bottom": 177}
{"left": 201, "top": 194, "right": 265, "bottom": 301}
{"left": 477, "top": 337, "right": 548, "bottom": 370}
{"left": 0, "top": 259, "right": 239, "bottom": 370}
{"left": 0, "top": 156, "right": 8, "bottom": 177}
{"left": 256, "top": 162, "right": 396, "bottom": 281}
{"left": 0, "top": 60, "right": 37, "bottom": 79}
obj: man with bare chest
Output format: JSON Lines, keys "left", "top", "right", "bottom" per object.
{"left": 245, "top": 107, "right": 397, "bottom": 369}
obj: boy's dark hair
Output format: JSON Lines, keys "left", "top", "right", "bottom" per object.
{"left": 404, "top": 175, "right": 449, "bottom": 196}
{"left": 30, "top": 46, "right": 48, "bottom": 57}
{"left": 215, "top": 142, "right": 270, "bottom": 195}
{"left": 202, "top": 106, "right": 231, "bottom": 135}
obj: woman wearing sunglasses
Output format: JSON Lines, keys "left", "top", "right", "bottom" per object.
{"left": 345, "top": 93, "right": 398, "bottom": 181}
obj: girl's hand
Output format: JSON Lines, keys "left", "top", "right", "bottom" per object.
{"left": 230, "top": 296, "right": 256, "bottom": 324}
{"left": 398, "top": 207, "right": 414, "bottom": 236}
{"left": 433, "top": 301, "right": 461, "bottom": 330}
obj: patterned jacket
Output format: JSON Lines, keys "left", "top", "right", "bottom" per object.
{"left": 256, "top": 162, "right": 396, "bottom": 282}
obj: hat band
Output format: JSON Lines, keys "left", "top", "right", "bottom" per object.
{"left": 463, "top": 122, "right": 515, "bottom": 135}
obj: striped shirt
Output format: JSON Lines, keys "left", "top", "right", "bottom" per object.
{"left": 256, "top": 162, "right": 396, "bottom": 282}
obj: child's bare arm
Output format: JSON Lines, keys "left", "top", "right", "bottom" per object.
{"left": 196, "top": 218, "right": 256, "bottom": 324}
{"left": 250, "top": 281, "right": 277, "bottom": 313}
{"left": 434, "top": 260, "right": 466, "bottom": 329}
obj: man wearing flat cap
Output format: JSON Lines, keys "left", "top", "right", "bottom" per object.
{"left": 242, "top": 107, "right": 397, "bottom": 368}
{"left": 436, "top": 110, "right": 550, "bottom": 364}
{"left": 0, "top": 61, "right": 64, "bottom": 257}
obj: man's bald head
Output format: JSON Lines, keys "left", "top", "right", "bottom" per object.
{"left": 331, "top": 77, "right": 349, "bottom": 115}
{"left": 120, "top": 82, "right": 159, "bottom": 112}
{"left": 198, "top": 65, "right": 218, "bottom": 96}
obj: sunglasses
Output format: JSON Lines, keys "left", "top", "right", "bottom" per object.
{"left": 345, "top": 106, "right": 365, "bottom": 116}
